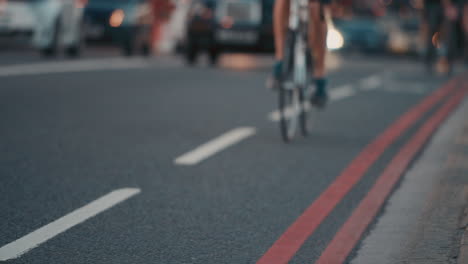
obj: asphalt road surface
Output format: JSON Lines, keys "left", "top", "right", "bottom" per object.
{"left": 0, "top": 47, "right": 466, "bottom": 264}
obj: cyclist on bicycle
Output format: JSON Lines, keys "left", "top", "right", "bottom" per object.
{"left": 443, "top": 0, "right": 468, "bottom": 64}
{"left": 272, "top": 0, "right": 332, "bottom": 108}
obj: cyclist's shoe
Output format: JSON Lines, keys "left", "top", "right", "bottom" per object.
{"left": 310, "top": 78, "right": 328, "bottom": 109}
{"left": 266, "top": 60, "right": 283, "bottom": 90}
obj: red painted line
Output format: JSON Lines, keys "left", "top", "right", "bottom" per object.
{"left": 316, "top": 86, "right": 467, "bottom": 264}
{"left": 257, "top": 78, "right": 459, "bottom": 264}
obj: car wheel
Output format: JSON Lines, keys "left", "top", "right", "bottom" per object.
{"left": 141, "top": 42, "right": 151, "bottom": 57}
{"left": 122, "top": 31, "right": 136, "bottom": 56}
{"left": 66, "top": 21, "right": 86, "bottom": 58}
{"left": 40, "top": 47, "right": 55, "bottom": 57}
{"left": 123, "top": 39, "right": 134, "bottom": 56}
{"left": 40, "top": 19, "right": 61, "bottom": 58}
{"left": 65, "top": 46, "right": 80, "bottom": 58}
{"left": 209, "top": 48, "right": 219, "bottom": 66}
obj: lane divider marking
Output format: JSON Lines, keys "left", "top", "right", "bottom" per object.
{"left": 256, "top": 77, "right": 459, "bottom": 264}
{"left": 268, "top": 84, "right": 357, "bottom": 122}
{"left": 329, "top": 84, "right": 355, "bottom": 101}
{"left": 383, "top": 84, "right": 427, "bottom": 94}
{"left": 268, "top": 73, "right": 387, "bottom": 122}
{"left": 0, "top": 188, "right": 141, "bottom": 261}
{"left": 316, "top": 86, "right": 467, "bottom": 264}
{"left": 174, "top": 127, "right": 256, "bottom": 166}
{"left": 359, "top": 75, "right": 382, "bottom": 91}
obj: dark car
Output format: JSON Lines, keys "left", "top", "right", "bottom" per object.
{"left": 334, "top": 17, "right": 388, "bottom": 53}
{"left": 183, "top": 0, "right": 274, "bottom": 65}
{"left": 84, "top": 0, "right": 153, "bottom": 56}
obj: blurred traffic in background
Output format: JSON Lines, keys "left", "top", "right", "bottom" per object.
{"left": 0, "top": 0, "right": 466, "bottom": 71}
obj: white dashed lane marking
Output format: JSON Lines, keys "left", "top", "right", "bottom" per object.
{"left": 267, "top": 71, "right": 433, "bottom": 122}
{"left": 268, "top": 83, "right": 359, "bottom": 122}
{"left": 359, "top": 75, "right": 382, "bottom": 91}
{"left": 329, "top": 84, "right": 356, "bottom": 101}
{"left": 0, "top": 188, "right": 141, "bottom": 261}
{"left": 175, "top": 127, "right": 257, "bottom": 166}
{"left": 383, "top": 83, "right": 427, "bottom": 94}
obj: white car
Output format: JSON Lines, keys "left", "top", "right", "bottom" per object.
{"left": 0, "top": 0, "right": 86, "bottom": 57}
{"left": 32, "top": 0, "right": 87, "bottom": 57}
{"left": 0, "top": 0, "right": 36, "bottom": 40}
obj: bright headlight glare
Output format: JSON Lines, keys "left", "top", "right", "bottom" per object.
{"left": 390, "top": 33, "right": 409, "bottom": 52}
{"left": 110, "top": 9, "right": 125, "bottom": 28}
{"left": 327, "top": 28, "right": 344, "bottom": 51}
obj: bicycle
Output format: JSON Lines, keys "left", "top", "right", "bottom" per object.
{"left": 276, "top": 0, "right": 314, "bottom": 143}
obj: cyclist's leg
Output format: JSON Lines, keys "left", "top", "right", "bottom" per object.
{"left": 308, "top": 2, "right": 327, "bottom": 78}
{"left": 272, "top": 0, "right": 290, "bottom": 80}
{"left": 274, "top": 0, "right": 290, "bottom": 61}
{"left": 308, "top": 1, "right": 328, "bottom": 106}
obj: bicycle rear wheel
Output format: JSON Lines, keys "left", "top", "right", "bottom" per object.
{"left": 299, "top": 43, "right": 314, "bottom": 137}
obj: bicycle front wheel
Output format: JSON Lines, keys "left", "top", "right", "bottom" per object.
{"left": 299, "top": 88, "right": 310, "bottom": 137}
{"left": 278, "top": 30, "right": 298, "bottom": 142}
{"left": 279, "top": 86, "right": 300, "bottom": 143}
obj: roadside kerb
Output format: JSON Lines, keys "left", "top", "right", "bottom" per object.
{"left": 459, "top": 186, "right": 468, "bottom": 264}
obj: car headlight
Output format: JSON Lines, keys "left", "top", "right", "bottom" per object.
{"left": 327, "top": 28, "right": 344, "bottom": 51}
{"left": 110, "top": 9, "right": 125, "bottom": 28}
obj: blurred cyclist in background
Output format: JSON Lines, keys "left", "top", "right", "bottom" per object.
{"left": 272, "top": 0, "right": 332, "bottom": 108}
{"left": 442, "top": 0, "right": 468, "bottom": 72}
{"left": 423, "top": 0, "right": 468, "bottom": 73}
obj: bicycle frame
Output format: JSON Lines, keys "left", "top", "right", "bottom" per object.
{"left": 288, "top": 0, "right": 309, "bottom": 31}
{"left": 288, "top": 0, "right": 309, "bottom": 88}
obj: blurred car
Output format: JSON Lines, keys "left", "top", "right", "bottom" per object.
{"left": 0, "top": 0, "right": 36, "bottom": 41}
{"left": 84, "top": 0, "right": 153, "bottom": 56}
{"left": 333, "top": 17, "right": 388, "bottom": 54}
{"left": 183, "top": 0, "right": 274, "bottom": 65}
{"left": 387, "top": 17, "right": 423, "bottom": 56}
{"left": 32, "top": 0, "right": 87, "bottom": 57}
{"left": 0, "top": 0, "right": 86, "bottom": 57}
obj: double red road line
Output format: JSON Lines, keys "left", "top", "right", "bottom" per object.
{"left": 317, "top": 85, "right": 467, "bottom": 264}
{"left": 257, "top": 77, "right": 464, "bottom": 264}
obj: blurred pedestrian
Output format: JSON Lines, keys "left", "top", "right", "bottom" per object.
{"left": 422, "top": 0, "right": 444, "bottom": 72}
{"left": 151, "top": 0, "right": 175, "bottom": 53}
